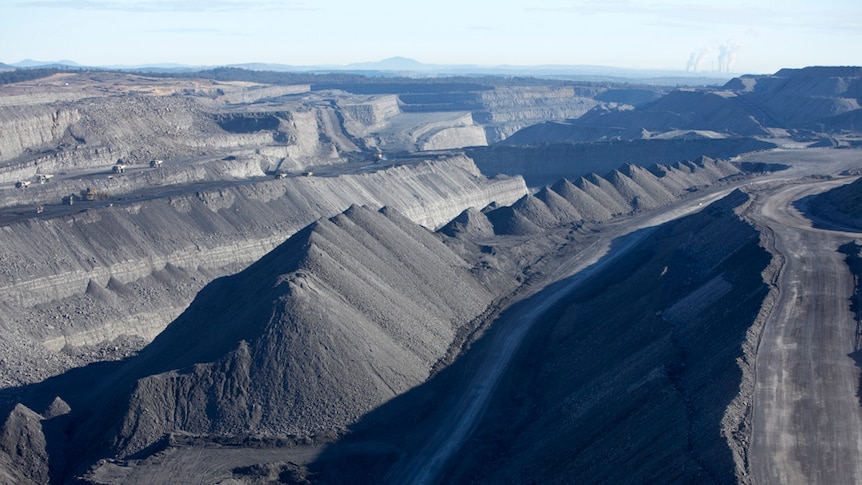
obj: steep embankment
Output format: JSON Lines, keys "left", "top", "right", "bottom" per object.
{"left": 446, "top": 189, "right": 772, "bottom": 484}
{"left": 459, "top": 157, "right": 742, "bottom": 236}
{"left": 0, "top": 156, "right": 527, "bottom": 388}
{"left": 807, "top": 175, "right": 862, "bottom": 229}
{"left": 468, "top": 138, "right": 775, "bottom": 186}
{"left": 349, "top": 84, "right": 610, "bottom": 144}
{"left": 1, "top": 204, "right": 501, "bottom": 482}
{"left": 103, "top": 206, "right": 494, "bottom": 456}
{"left": 0, "top": 91, "right": 355, "bottom": 185}
{"left": 727, "top": 67, "right": 862, "bottom": 132}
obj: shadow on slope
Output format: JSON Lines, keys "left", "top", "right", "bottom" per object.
{"left": 839, "top": 241, "right": 862, "bottom": 408}
{"left": 2, "top": 204, "right": 499, "bottom": 482}
{"left": 306, "top": 190, "right": 771, "bottom": 484}
{"left": 804, "top": 176, "right": 862, "bottom": 231}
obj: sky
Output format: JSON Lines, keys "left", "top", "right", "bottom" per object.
{"left": 1, "top": 0, "right": 860, "bottom": 75}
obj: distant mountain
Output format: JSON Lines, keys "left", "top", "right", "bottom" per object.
{"left": 11, "top": 59, "right": 81, "bottom": 68}
{"left": 1, "top": 56, "right": 733, "bottom": 84}
{"left": 345, "top": 56, "right": 439, "bottom": 71}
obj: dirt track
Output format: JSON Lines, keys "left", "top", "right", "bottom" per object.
{"left": 749, "top": 177, "right": 862, "bottom": 484}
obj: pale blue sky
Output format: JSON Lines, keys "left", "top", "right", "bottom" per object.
{"left": 1, "top": 0, "right": 860, "bottom": 74}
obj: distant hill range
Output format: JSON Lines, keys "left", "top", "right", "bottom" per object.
{"left": 2, "top": 56, "right": 733, "bottom": 85}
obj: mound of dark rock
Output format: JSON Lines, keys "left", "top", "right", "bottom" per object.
{"left": 104, "top": 205, "right": 494, "bottom": 457}
{"left": 808, "top": 176, "right": 862, "bottom": 229}
{"left": 438, "top": 207, "right": 495, "bottom": 239}
{"left": 477, "top": 155, "right": 743, "bottom": 235}
{"left": 4, "top": 204, "right": 499, "bottom": 479}
{"left": 468, "top": 138, "right": 774, "bottom": 186}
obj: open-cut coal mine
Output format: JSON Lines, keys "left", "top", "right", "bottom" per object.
{"left": 1, "top": 65, "right": 862, "bottom": 484}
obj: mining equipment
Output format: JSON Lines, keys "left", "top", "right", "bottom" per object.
{"left": 150, "top": 159, "right": 163, "bottom": 168}
{"left": 37, "top": 174, "right": 53, "bottom": 184}
{"left": 15, "top": 180, "right": 31, "bottom": 188}
{"left": 113, "top": 164, "right": 126, "bottom": 174}
{"left": 84, "top": 188, "right": 98, "bottom": 201}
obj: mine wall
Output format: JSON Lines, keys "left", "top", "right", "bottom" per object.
{"left": 0, "top": 106, "right": 82, "bottom": 162}
{"left": 0, "top": 95, "right": 361, "bottom": 185}
{"left": 0, "top": 155, "right": 527, "bottom": 388}
{"left": 397, "top": 85, "right": 603, "bottom": 143}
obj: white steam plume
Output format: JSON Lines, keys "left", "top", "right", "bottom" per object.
{"left": 686, "top": 48, "right": 712, "bottom": 72}
{"left": 718, "top": 41, "right": 742, "bottom": 73}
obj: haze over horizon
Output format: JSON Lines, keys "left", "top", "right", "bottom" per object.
{"left": 1, "top": 0, "right": 860, "bottom": 75}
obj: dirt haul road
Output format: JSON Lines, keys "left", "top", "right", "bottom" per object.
{"left": 749, "top": 177, "right": 862, "bottom": 485}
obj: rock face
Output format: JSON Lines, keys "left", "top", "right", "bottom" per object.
{"left": 445, "top": 190, "right": 772, "bottom": 484}
{"left": 0, "top": 155, "right": 527, "bottom": 389}
{"left": 343, "top": 83, "right": 617, "bottom": 144}
{"left": 0, "top": 94, "right": 347, "bottom": 185}
{"left": 0, "top": 404, "right": 49, "bottom": 485}
{"left": 61, "top": 205, "right": 498, "bottom": 462}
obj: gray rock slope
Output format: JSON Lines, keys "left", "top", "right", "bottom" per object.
{"left": 444, "top": 189, "right": 772, "bottom": 484}
{"left": 62, "top": 205, "right": 498, "bottom": 465}
{"left": 0, "top": 403, "right": 49, "bottom": 485}
{"left": 808, "top": 175, "right": 862, "bottom": 229}
{"left": 0, "top": 155, "right": 759, "bottom": 482}
{"left": 0, "top": 156, "right": 527, "bottom": 389}
{"left": 472, "top": 157, "right": 740, "bottom": 236}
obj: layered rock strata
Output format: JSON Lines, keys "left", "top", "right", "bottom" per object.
{"left": 0, "top": 156, "right": 527, "bottom": 388}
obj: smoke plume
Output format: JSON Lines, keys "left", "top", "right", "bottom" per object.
{"left": 686, "top": 48, "right": 712, "bottom": 72}
{"left": 718, "top": 41, "right": 741, "bottom": 73}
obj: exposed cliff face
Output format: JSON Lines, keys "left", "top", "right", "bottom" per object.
{"left": 0, "top": 105, "right": 81, "bottom": 162}
{"left": 0, "top": 155, "right": 527, "bottom": 389}
{"left": 0, "top": 94, "right": 352, "bottom": 185}
{"left": 397, "top": 85, "right": 608, "bottom": 143}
